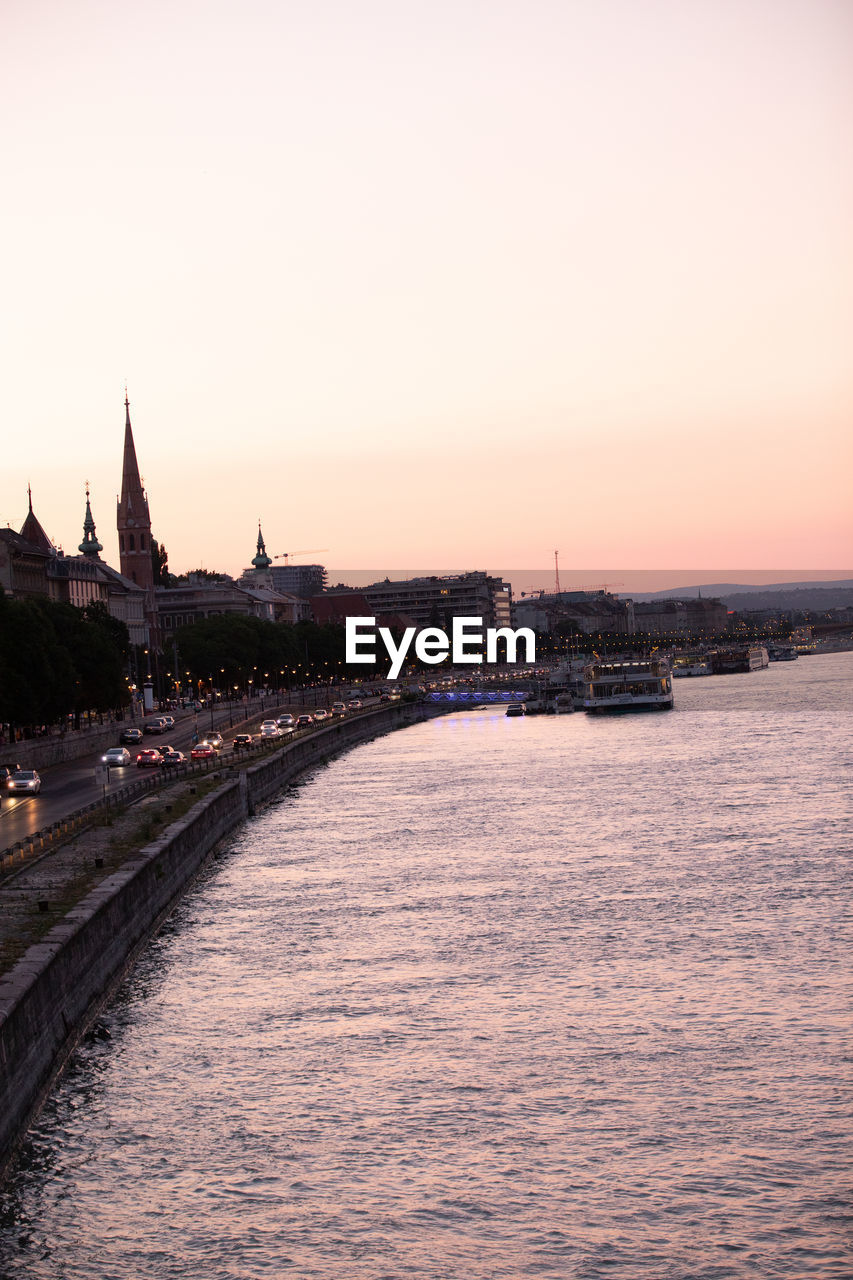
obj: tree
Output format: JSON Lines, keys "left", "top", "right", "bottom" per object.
{"left": 151, "top": 539, "right": 172, "bottom": 586}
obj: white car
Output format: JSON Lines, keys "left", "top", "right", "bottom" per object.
{"left": 102, "top": 747, "right": 132, "bottom": 766}
{"left": 277, "top": 714, "right": 295, "bottom": 729}
{"left": 260, "top": 721, "right": 280, "bottom": 737}
{"left": 313, "top": 708, "right": 329, "bottom": 722}
{"left": 7, "top": 770, "right": 41, "bottom": 794}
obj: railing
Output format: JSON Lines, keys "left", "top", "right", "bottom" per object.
{"left": 0, "top": 706, "right": 383, "bottom": 878}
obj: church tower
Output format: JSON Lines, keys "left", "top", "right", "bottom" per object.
{"left": 117, "top": 394, "right": 154, "bottom": 591}
{"left": 78, "top": 484, "right": 103, "bottom": 558}
{"left": 252, "top": 520, "right": 272, "bottom": 570}
{"left": 117, "top": 394, "right": 158, "bottom": 643}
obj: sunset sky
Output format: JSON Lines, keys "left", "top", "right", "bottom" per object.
{"left": 2, "top": 0, "right": 851, "bottom": 584}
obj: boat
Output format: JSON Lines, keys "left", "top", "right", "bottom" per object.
{"left": 582, "top": 658, "right": 674, "bottom": 713}
{"left": 505, "top": 702, "right": 526, "bottom": 717}
{"left": 711, "top": 646, "right": 769, "bottom": 674}
{"left": 768, "top": 644, "right": 798, "bottom": 662}
{"left": 546, "top": 658, "right": 587, "bottom": 709}
{"left": 523, "top": 692, "right": 574, "bottom": 715}
{"left": 672, "top": 652, "right": 714, "bottom": 677}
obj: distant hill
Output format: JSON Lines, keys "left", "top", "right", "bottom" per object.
{"left": 635, "top": 579, "right": 853, "bottom": 610}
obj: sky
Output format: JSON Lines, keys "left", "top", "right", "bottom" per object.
{"left": 2, "top": 0, "right": 851, "bottom": 585}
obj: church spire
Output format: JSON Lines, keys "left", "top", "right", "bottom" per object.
{"left": 78, "top": 483, "right": 103, "bottom": 558}
{"left": 252, "top": 520, "right": 272, "bottom": 569}
{"left": 20, "top": 486, "right": 55, "bottom": 555}
{"left": 116, "top": 392, "right": 154, "bottom": 596}
{"left": 119, "top": 393, "right": 148, "bottom": 520}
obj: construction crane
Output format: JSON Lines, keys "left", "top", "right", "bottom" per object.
{"left": 272, "top": 548, "right": 328, "bottom": 564}
{"left": 581, "top": 581, "right": 625, "bottom": 592}
{"left": 554, "top": 550, "right": 561, "bottom": 595}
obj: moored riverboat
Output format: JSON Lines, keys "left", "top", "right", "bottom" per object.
{"left": 768, "top": 644, "right": 798, "bottom": 661}
{"left": 711, "top": 645, "right": 769, "bottom": 674}
{"left": 672, "top": 652, "right": 714, "bottom": 677}
{"left": 505, "top": 702, "right": 526, "bottom": 717}
{"left": 583, "top": 658, "right": 674, "bottom": 713}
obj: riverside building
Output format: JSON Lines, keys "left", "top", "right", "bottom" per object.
{"left": 362, "top": 572, "right": 512, "bottom": 630}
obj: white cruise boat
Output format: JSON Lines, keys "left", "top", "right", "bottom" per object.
{"left": 583, "top": 658, "right": 674, "bottom": 713}
{"left": 672, "top": 652, "right": 713, "bottom": 677}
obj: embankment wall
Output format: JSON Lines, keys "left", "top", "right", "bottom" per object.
{"left": 0, "top": 700, "right": 430, "bottom": 1172}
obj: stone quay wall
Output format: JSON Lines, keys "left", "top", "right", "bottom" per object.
{"left": 0, "top": 700, "right": 432, "bottom": 1173}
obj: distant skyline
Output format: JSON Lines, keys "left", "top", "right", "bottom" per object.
{"left": 2, "top": 0, "right": 851, "bottom": 573}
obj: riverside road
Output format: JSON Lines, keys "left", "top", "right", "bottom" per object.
{"left": 0, "top": 691, "right": 378, "bottom": 854}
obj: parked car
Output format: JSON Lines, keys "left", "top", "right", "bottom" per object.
{"left": 102, "top": 747, "right": 132, "bottom": 766}
{"left": 276, "top": 714, "right": 295, "bottom": 729}
{"left": 191, "top": 743, "right": 217, "bottom": 760}
{"left": 135, "top": 750, "right": 162, "bottom": 768}
{"left": 161, "top": 748, "right": 186, "bottom": 765}
{"left": 6, "top": 769, "right": 41, "bottom": 794}
{"left": 202, "top": 732, "right": 223, "bottom": 750}
{"left": 119, "top": 727, "right": 144, "bottom": 746}
{"left": 232, "top": 733, "right": 253, "bottom": 749}
{"left": 295, "top": 714, "right": 314, "bottom": 728}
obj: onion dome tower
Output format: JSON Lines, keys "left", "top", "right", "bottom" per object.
{"left": 78, "top": 484, "right": 103, "bottom": 558}
{"left": 252, "top": 521, "right": 272, "bottom": 569}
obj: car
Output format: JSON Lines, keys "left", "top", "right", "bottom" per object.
{"left": 156, "top": 744, "right": 179, "bottom": 758}
{"left": 202, "top": 732, "right": 223, "bottom": 750}
{"left": 260, "top": 723, "right": 280, "bottom": 738}
{"left": 119, "top": 727, "right": 144, "bottom": 746}
{"left": 276, "top": 714, "right": 295, "bottom": 729}
{"left": 161, "top": 749, "right": 186, "bottom": 765}
{"left": 143, "top": 718, "right": 168, "bottom": 735}
{"left": 312, "top": 708, "right": 329, "bottom": 722}
{"left": 102, "top": 747, "right": 132, "bottom": 766}
{"left": 0, "top": 765, "right": 22, "bottom": 787}
{"left": 295, "top": 714, "right": 314, "bottom": 728}
{"left": 135, "top": 750, "right": 162, "bottom": 768}
{"left": 347, "top": 699, "right": 362, "bottom": 710}
{"left": 379, "top": 693, "right": 392, "bottom": 702}
{"left": 232, "top": 733, "right": 253, "bottom": 749}
{"left": 191, "top": 743, "right": 217, "bottom": 760}
{"left": 6, "top": 769, "right": 41, "bottom": 794}
{"left": 331, "top": 702, "right": 347, "bottom": 716}
{"left": 160, "top": 715, "right": 176, "bottom": 731}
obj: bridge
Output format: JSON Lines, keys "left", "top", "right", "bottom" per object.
{"left": 424, "top": 690, "right": 529, "bottom": 703}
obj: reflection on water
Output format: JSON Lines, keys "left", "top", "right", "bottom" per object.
{"left": 2, "top": 654, "right": 852, "bottom": 1278}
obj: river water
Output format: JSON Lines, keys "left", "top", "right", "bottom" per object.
{"left": 1, "top": 654, "right": 851, "bottom": 1279}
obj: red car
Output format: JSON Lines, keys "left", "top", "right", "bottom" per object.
{"left": 191, "top": 743, "right": 217, "bottom": 760}
{"left": 136, "top": 749, "right": 162, "bottom": 768}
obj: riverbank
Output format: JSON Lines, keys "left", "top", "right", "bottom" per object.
{"left": 0, "top": 700, "right": 434, "bottom": 1178}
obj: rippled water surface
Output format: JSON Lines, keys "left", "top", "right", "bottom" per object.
{"left": 2, "top": 654, "right": 852, "bottom": 1278}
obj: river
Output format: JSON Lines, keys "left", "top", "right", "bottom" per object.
{"left": 1, "top": 653, "right": 851, "bottom": 1278}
